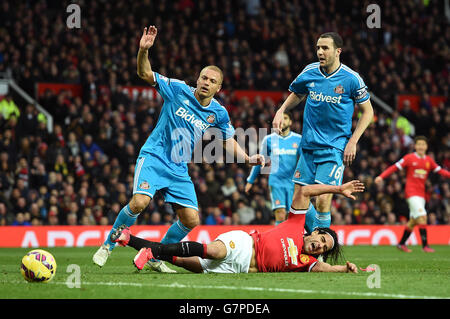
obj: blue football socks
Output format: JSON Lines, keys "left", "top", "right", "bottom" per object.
{"left": 104, "top": 204, "right": 139, "bottom": 251}
{"left": 315, "top": 210, "right": 331, "bottom": 229}
{"left": 305, "top": 202, "right": 332, "bottom": 232}
{"left": 305, "top": 202, "right": 317, "bottom": 233}
{"left": 160, "top": 220, "right": 192, "bottom": 244}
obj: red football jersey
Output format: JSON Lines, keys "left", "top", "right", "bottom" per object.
{"left": 250, "top": 211, "right": 317, "bottom": 273}
{"left": 380, "top": 152, "right": 446, "bottom": 198}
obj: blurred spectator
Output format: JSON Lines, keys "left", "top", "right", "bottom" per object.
{"left": 221, "top": 177, "right": 237, "bottom": 198}
{"left": 0, "top": 95, "right": 20, "bottom": 121}
{"left": 12, "top": 212, "right": 31, "bottom": 226}
{"left": 236, "top": 200, "right": 255, "bottom": 225}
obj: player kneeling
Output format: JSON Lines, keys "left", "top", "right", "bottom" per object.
{"left": 111, "top": 180, "right": 364, "bottom": 274}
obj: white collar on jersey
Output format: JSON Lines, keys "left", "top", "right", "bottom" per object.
{"left": 318, "top": 63, "right": 342, "bottom": 79}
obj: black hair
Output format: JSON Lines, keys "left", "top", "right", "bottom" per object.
{"left": 319, "top": 32, "right": 343, "bottom": 49}
{"left": 309, "top": 227, "right": 343, "bottom": 265}
{"left": 414, "top": 135, "right": 428, "bottom": 144}
{"left": 284, "top": 111, "right": 293, "bottom": 121}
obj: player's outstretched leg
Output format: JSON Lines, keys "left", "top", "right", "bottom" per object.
{"left": 110, "top": 225, "right": 207, "bottom": 270}
{"left": 93, "top": 195, "right": 148, "bottom": 267}
{"left": 147, "top": 207, "right": 199, "bottom": 273}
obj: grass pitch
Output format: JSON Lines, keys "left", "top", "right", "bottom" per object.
{"left": 1, "top": 246, "right": 449, "bottom": 299}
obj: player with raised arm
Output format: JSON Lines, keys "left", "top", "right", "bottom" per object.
{"left": 110, "top": 180, "right": 364, "bottom": 274}
{"left": 272, "top": 32, "right": 374, "bottom": 238}
{"left": 245, "top": 112, "right": 302, "bottom": 225}
{"left": 375, "top": 136, "right": 450, "bottom": 253}
{"left": 93, "top": 26, "right": 264, "bottom": 271}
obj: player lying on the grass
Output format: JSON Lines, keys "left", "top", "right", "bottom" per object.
{"left": 111, "top": 180, "right": 364, "bottom": 274}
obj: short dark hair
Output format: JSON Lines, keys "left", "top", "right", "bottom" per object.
{"left": 307, "top": 227, "right": 343, "bottom": 264}
{"left": 284, "top": 111, "right": 293, "bottom": 121}
{"left": 414, "top": 135, "right": 428, "bottom": 144}
{"left": 319, "top": 32, "right": 343, "bottom": 49}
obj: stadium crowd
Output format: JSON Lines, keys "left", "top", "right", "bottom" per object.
{"left": 0, "top": 0, "right": 449, "bottom": 227}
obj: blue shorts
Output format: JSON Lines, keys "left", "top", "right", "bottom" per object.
{"left": 269, "top": 185, "right": 294, "bottom": 210}
{"left": 292, "top": 148, "right": 344, "bottom": 186}
{"left": 133, "top": 155, "right": 198, "bottom": 211}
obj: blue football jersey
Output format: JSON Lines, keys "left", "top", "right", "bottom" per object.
{"left": 247, "top": 131, "right": 302, "bottom": 186}
{"left": 139, "top": 72, "right": 235, "bottom": 176}
{"left": 289, "top": 62, "right": 370, "bottom": 151}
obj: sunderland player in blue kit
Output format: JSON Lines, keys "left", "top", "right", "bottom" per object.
{"left": 245, "top": 112, "right": 302, "bottom": 225}
{"left": 93, "top": 26, "right": 264, "bottom": 270}
{"left": 273, "top": 32, "right": 373, "bottom": 238}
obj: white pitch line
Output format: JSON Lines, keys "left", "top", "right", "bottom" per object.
{"left": 3, "top": 280, "right": 449, "bottom": 299}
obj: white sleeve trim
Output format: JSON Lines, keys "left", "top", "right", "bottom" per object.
{"left": 433, "top": 166, "right": 441, "bottom": 173}
{"left": 308, "top": 261, "right": 318, "bottom": 272}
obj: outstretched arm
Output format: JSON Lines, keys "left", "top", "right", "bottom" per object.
{"left": 293, "top": 180, "right": 365, "bottom": 210}
{"left": 311, "top": 261, "right": 358, "bottom": 273}
{"left": 374, "top": 163, "right": 401, "bottom": 184}
{"left": 223, "top": 138, "right": 265, "bottom": 167}
{"left": 137, "top": 26, "right": 158, "bottom": 85}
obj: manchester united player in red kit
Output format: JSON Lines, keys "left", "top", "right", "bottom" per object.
{"left": 375, "top": 136, "right": 450, "bottom": 253}
{"left": 110, "top": 180, "right": 364, "bottom": 274}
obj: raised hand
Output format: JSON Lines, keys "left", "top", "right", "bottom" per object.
{"left": 140, "top": 26, "right": 158, "bottom": 50}
{"left": 340, "top": 180, "right": 365, "bottom": 200}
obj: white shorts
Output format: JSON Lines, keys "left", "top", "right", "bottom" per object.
{"left": 198, "top": 230, "right": 253, "bottom": 274}
{"left": 407, "top": 196, "right": 427, "bottom": 219}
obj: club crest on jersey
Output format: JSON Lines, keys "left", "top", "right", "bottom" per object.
{"left": 294, "top": 170, "right": 301, "bottom": 178}
{"left": 334, "top": 85, "right": 344, "bottom": 94}
{"left": 229, "top": 241, "right": 235, "bottom": 249}
{"left": 292, "top": 142, "right": 298, "bottom": 148}
{"left": 139, "top": 181, "right": 150, "bottom": 189}
{"left": 300, "top": 254, "right": 310, "bottom": 264}
{"left": 206, "top": 114, "right": 215, "bottom": 124}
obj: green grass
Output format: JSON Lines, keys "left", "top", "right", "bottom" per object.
{"left": 1, "top": 246, "right": 449, "bottom": 299}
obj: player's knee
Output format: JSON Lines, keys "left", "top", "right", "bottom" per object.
{"left": 178, "top": 211, "right": 200, "bottom": 230}
{"left": 129, "top": 194, "right": 150, "bottom": 213}
{"left": 207, "top": 241, "right": 227, "bottom": 259}
{"left": 316, "top": 193, "right": 332, "bottom": 212}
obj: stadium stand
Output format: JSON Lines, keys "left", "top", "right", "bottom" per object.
{"left": 0, "top": 0, "right": 448, "bottom": 227}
